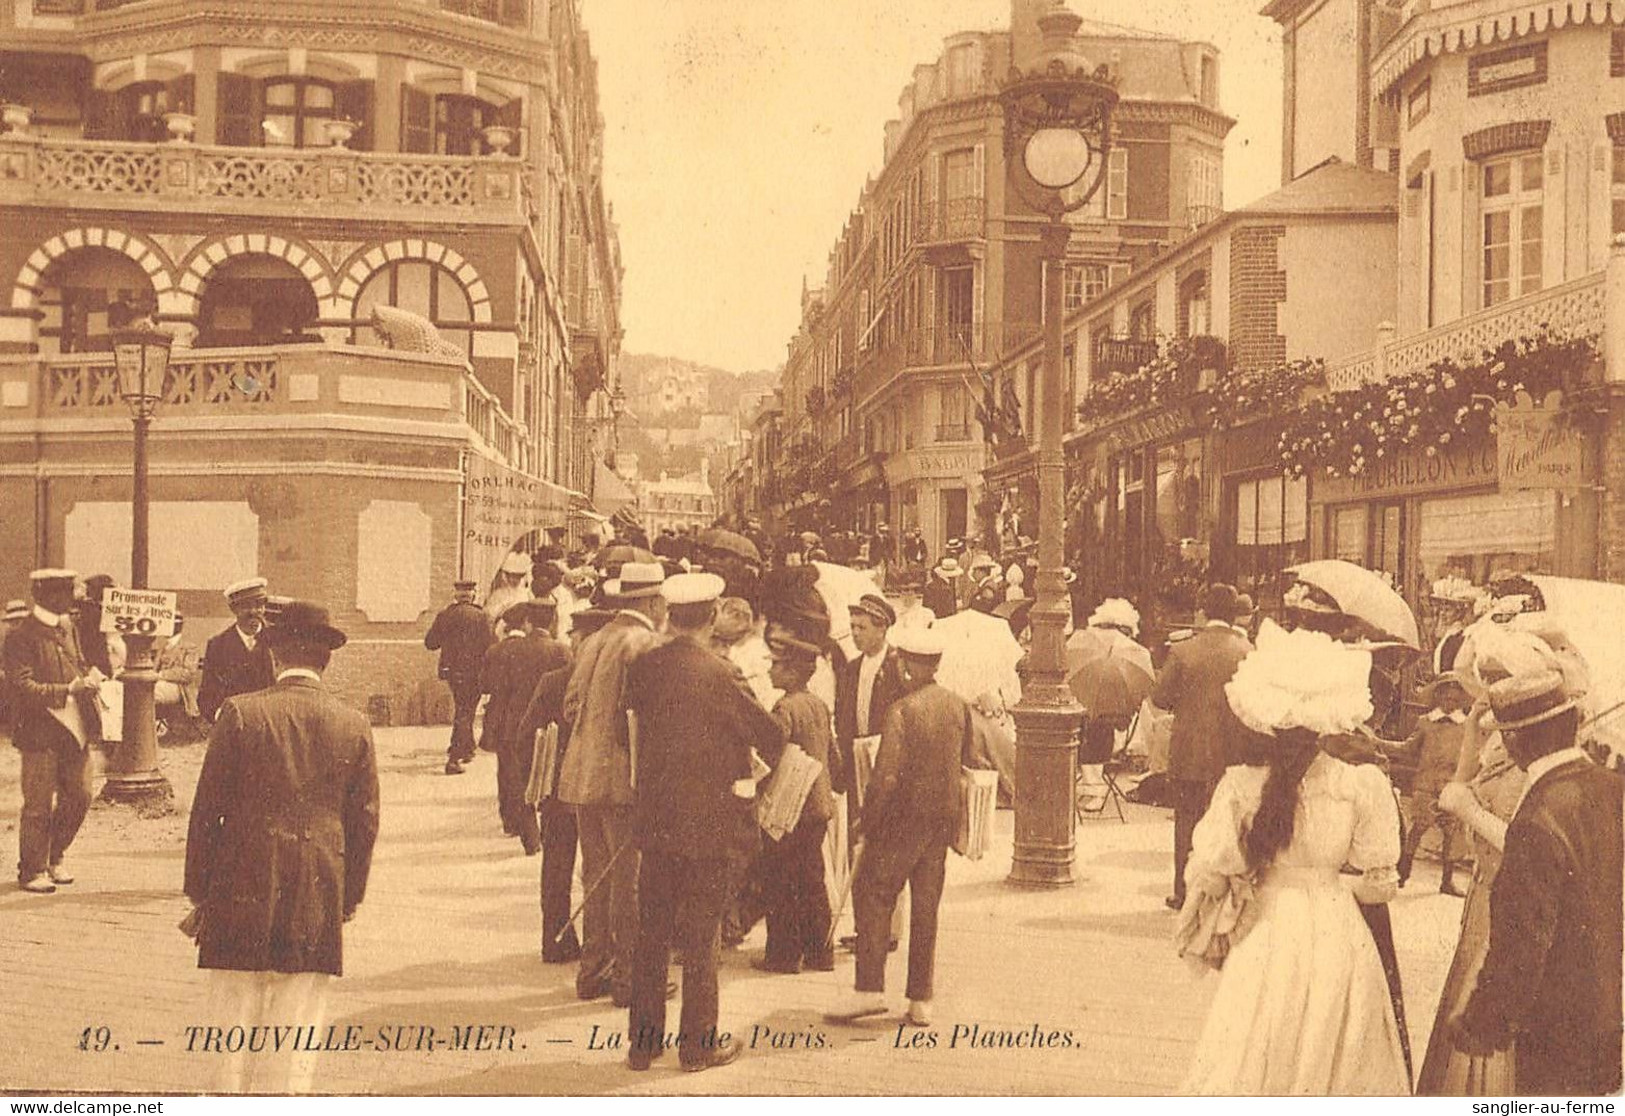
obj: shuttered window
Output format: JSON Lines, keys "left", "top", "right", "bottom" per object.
{"left": 217, "top": 72, "right": 262, "bottom": 147}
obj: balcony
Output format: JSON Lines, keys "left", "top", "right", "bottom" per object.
{"left": 0, "top": 136, "right": 532, "bottom": 227}
{"left": 0, "top": 342, "right": 532, "bottom": 471}
{"left": 918, "top": 197, "right": 985, "bottom": 244}
{"left": 1324, "top": 272, "right": 1606, "bottom": 392}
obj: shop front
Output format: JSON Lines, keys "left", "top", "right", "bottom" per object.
{"left": 1213, "top": 419, "right": 1311, "bottom": 619}
{"left": 1309, "top": 427, "right": 1599, "bottom": 643}
{"left": 883, "top": 445, "right": 983, "bottom": 561}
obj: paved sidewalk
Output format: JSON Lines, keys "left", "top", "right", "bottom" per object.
{"left": 0, "top": 728, "right": 1462, "bottom": 1095}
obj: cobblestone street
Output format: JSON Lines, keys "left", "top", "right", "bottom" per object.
{"left": 0, "top": 728, "right": 1463, "bottom": 1095}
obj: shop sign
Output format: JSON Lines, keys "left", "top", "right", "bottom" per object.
{"left": 463, "top": 454, "right": 571, "bottom": 590}
{"left": 1315, "top": 440, "right": 1497, "bottom": 501}
{"left": 1496, "top": 391, "right": 1585, "bottom": 491}
{"left": 885, "top": 449, "right": 982, "bottom": 485}
{"left": 1100, "top": 402, "right": 1201, "bottom": 454}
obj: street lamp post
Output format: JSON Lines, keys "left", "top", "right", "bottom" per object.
{"left": 102, "top": 321, "right": 174, "bottom": 809}
{"left": 999, "top": 5, "right": 1118, "bottom": 887}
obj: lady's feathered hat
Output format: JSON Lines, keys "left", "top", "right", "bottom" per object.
{"left": 1225, "top": 620, "right": 1373, "bottom": 738}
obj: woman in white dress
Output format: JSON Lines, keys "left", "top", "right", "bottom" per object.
{"left": 1180, "top": 621, "right": 1410, "bottom": 1095}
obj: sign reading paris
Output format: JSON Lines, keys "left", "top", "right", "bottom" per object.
{"left": 99, "top": 587, "right": 179, "bottom": 639}
{"left": 1496, "top": 390, "right": 1584, "bottom": 491}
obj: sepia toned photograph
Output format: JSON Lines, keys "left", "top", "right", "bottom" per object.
{"left": 0, "top": 0, "right": 1621, "bottom": 1099}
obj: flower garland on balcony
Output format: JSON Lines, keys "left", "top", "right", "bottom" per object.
{"left": 1275, "top": 329, "right": 1598, "bottom": 480}
{"left": 1210, "top": 358, "right": 1326, "bottom": 430}
{"left": 1074, "top": 338, "right": 1197, "bottom": 427}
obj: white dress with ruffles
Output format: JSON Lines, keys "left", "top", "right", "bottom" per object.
{"left": 1183, "top": 752, "right": 1410, "bottom": 1095}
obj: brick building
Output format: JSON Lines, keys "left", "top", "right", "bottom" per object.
{"left": 762, "top": 0, "right": 1232, "bottom": 562}
{"left": 0, "top": 0, "right": 623, "bottom": 720}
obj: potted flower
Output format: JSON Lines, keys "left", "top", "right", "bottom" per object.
{"left": 324, "top": 117, "right": 359, "bottom": 148}
{"left": 163, "top": 110, "right": 196, "bottom": 142}
{"left": 1, "top": 102, "right": 32, "bottom": 134}
{"left": 480, "top": 123, "right": 516, "bottom": 155}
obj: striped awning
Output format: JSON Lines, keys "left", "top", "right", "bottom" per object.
{"left": 1373, "top": 0, "right": 1625, "bottom": 96}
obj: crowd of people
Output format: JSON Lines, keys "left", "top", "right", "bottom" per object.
{"left": 4, "top": 524, "right": 1621, "bottom": 1096}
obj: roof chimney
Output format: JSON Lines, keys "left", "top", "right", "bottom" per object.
{"left": 1011, "top": 0, "right": 1063, "bottom": 72}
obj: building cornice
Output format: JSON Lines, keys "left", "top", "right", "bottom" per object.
{"left": 1373, "top": 0, "right": 1625, "bottom": 98}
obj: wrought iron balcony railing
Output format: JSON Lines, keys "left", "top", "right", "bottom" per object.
{"left": 0, "top": 136, "right": 529, "bottom": 224}
{"left": 917, "top": 197, "right": 985, "bottom": 243}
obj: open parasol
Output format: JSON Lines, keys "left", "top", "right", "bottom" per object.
{"left": 1066, "top": 625, "right": 1154, "bottom": 680}
{"left": 1067, "top": 647, "right": 1154, "bottom": 722}
{"left": 1287, "top": 559, "right": 1421, "bottom": 650}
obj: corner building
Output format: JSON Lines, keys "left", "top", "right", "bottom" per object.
{"left": 0, "top": 0, "right": 624, "bottom": 720}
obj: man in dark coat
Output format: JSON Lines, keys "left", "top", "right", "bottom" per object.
{"left": 198, "top": 577, "right": 276, "bottom": 724}
{"left": 1452, "top": 671, "right": 1624, "bottom": 1095}
{"left": 921, "top": 557, "right": 963, "bottom": 619}
{"left": 480, "top": 599, "right": 568, "bottom": 847}
{"left": 184, "top": 600, "right": 379, "bottom": 1094}
{"left": 833, "top": 594, "right": 907, "bottom": 798}
{"left": 827, "top": 623, "right": 979, "bottom": 1028}
{"left": 5, "top": 569, "right": 101, "bottom": 893}
{"left": 624, "top": 572, "right": 783, "bottom": 1073}
{"left": 1150, "top": 582, "right": 1252, "bottom": 910}
{"left": 424, "top": 579, "right": 495, "bottom": 776}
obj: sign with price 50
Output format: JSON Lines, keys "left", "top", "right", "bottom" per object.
{"left": 98, "top": 587, "right": 178, "bottom": 639}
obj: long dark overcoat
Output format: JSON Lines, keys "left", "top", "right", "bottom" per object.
{"left": 184, "top": 675, "right": 380, "bottom": 976}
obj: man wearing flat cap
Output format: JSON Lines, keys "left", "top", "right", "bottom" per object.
{"left": 835, "top": 594, "right": 906, "bottom": 805}
{"left": 198, "top": 577, "right": 276, "bottom": 725}
{"left": 425, "top": 580, "right": 495, "bottom": 776}
{"left": 5, "top": 569, "right": 102, "bottom": 893}
{"left": 186, "top": 601, "right": 378, "bottom": 1093}
{"left": 828, "top": 623, "right": 981, "bottom": 1027}
{"left": 560, "top": 561, "right": 667, "bottom": 1005}
{"left": 624, "top": 572, "right": 783, "bottom": 1072}
{"left": 479, "top": 599, "right": 568, "bottom": 851}
{"left": 1451, "top": 671, "right": 1623, "bottom": 1095}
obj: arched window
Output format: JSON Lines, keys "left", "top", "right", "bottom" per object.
{"left": 197, "top": 256, "right": 319, "bottom": 348}
{"left": 352, "top": 260, "right": 474, "bottom": 354}
{"left": 38, "top": 248, "right": 157, "bottom": 356}
{"left": 261, "top": 77, "right": 335, "bottom": 148}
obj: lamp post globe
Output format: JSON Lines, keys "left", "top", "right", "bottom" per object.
{"left": 998, "top": 4, "right": 1117, "bottom": 888}
{"left": 103, "top": 320, "right": 175, "bottom": 810}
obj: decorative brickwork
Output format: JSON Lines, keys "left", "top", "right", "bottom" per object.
{"left": 1462, "top": 120, "right": 1552, "bottom": 161}
{"left": 1228, "top": 224, "right": 1288, "bottom": 371}
{"left": 1607, "top": 112, "right": 1625, "bottom": 143}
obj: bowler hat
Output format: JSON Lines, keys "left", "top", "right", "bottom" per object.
{"left": 261, "top": 600, "right": 347, "bottom": 650}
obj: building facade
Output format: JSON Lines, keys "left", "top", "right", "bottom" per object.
{"left": 764, "top": 0, "right": 1233, "bottom": 562}
{"left": 0, "top": 0, "right": 623, "bottom": 719}
{"left": 640, "top": 464, "right": 715, "bottom": 540}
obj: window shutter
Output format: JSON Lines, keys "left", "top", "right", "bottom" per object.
{"left": 216, "top": 72, "right": 261, "bottom": 146}
{"left": 337, "top": 79, "right": 374, "bottom": 150}
{"left": 400, "top": 84, "right": 433, "bottom": 154}
{"left": 1108, "top": 148, "right": 1128, "bottom": 220}
{"left": 167, "top": 73, "right": 195, "bottom": 114}
{"left": 493, "top": 95, "right": 523, "bottom": 154}
{"left": 83, "top": 89, "right": 124, "bottom": 140}
{"left": 972, "top": 143, "right": 985, "bottom": 201}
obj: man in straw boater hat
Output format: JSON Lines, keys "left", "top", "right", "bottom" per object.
{"left": 920, "top": 554, "right": 963, "bottom": 620}
{"left": 424, "top": 578, "right": 495, "bottom": 776}
{"left": 827, "top": 621, "right": 985, "bottom": 1028}
{"left": 184, "top": 601, "right": 379, "bottom": 1094}
{"left": 559, "top": 561, "right": 667, "bottom": 1006}
{"left": 198, "top": 576, "right": 276, "bottom": 725}
{"left": 1450, "top": 670, "right": 1623, "bottom": 1095}
{"left": 623, "top": 571, "right": 783, "bottom": 1072}
{"left": 5, "top": 569, "right": 101, "bottom": 894}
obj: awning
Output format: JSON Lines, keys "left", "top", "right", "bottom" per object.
{"left": 590, "top": 460, "right": 638, "bottom": 521}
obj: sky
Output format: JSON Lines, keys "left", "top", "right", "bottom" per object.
{"left": 579, "top": 0, "right": 1285, "bottom": 374}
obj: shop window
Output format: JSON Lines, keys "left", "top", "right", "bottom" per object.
{"left": 352, "top": 260, "right": 475, "bottom": 355}
{"left": 1231, "top": 474, "right": 1307, "bottom": 599}
{"left": 1417, "top": 490, "right": 1555, "bottom": 586}
{"left": 36, "top": 248, "right": 157, "bottom": 357}
{"left": 1329, "top": 505, "right": 1367, "bottom": 565}
{"left": 197, "top": 255, "right": 319, "bottom": 348}
{"left": 1178, "top": 272, "right": 1210, "bottom": 339}
{"left": 1481, "top": 152, "right": 1543, "bottom": 307}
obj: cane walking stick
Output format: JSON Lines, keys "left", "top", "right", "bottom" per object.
{"left": 825, "top": 839, "right": 866, "bottom": 954}
{"left": 554, "top": 835, "right": 636, "bottom": 945}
